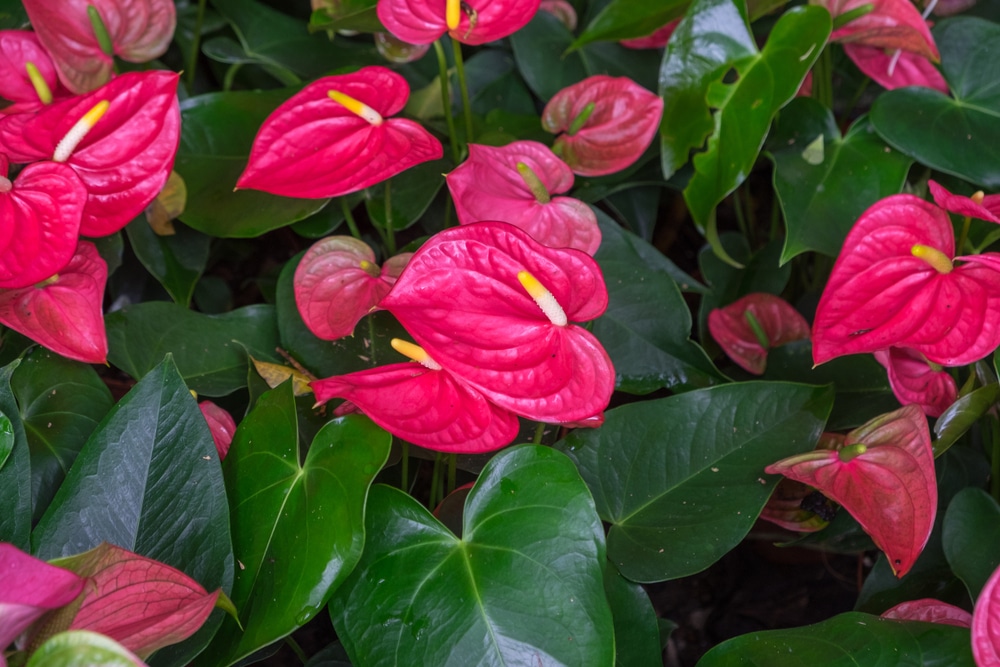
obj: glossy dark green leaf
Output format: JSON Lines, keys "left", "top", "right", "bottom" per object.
{"left": 943, "top": 487, "right": 1000, "bottom": 599}
{"left": 126, "top": 216, "right": 211, "bottom": 307}
{"left": 331, "top": 445, "right": 614, "bottom": 666}
{"left": 0, "top": 359, "right": 30, "bottom": 549}
{"left": 466, "top": 49, "right": 537, "bottom": 117}
{"left": 0, "top": 0, "right": 27, "bottom": 29}
{"left": 556, "top": 382, "right": 833, "bottom": 582}
{"left": 695, "top": 612, "right": 973, "bottom": 666}
{"left": 363, "top": 159, "right": 449, "bottom": 232}
{"left": 0, "top": 413, "right": 11, "bottom": 472}
{"left": 933, "top": 383, "right": 1000, "bottom": 456}
{"left": 10, "top": 347, "right": 114, "bottom": 523}
{"left": 767, "top": 99, "right": 912, "bottom": 263}
{"left": 31, "top": 357, "right": 233, "bottom": 667}
{"left": 510, "top": 12, "right": 588, "bottom": 101}
{"left": 574, "top": 0, "right": 687, "bottom": 47}
{"left": 106, "top": 302, "right": 280, "bottom": 396}
{"left": 309, "top": 0, "right": 382, "bottom": 34}
{"left": 197, "top": 383, "right": 390, "bottom": 667}
{"left": 604, "top": 568, "right": 661, "bottom": 667}
{"left": 592, "top": 211, "right": 725, "bottom": 393}
{"left": 871, "top": 18, "right": 1000, "bottom": 188}
{"left": 176, "top": 89, "right": 332, "bottom": 237}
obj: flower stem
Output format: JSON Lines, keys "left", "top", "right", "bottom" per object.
{"left": 341, "top": 197, "right": 361, "bottom": 239}
{"left": 433, "top": 40, "right": 461, "bottom": 164}
{"left": 451, "top": 37, "right": 475, "bottom": 147}
{"left": 813, "top": 46, "right": 833, "bottom": 110}
{"left": 957, "top": 215, "right": 973, "bottom": 255}
{"left": 533, "top": 422, "right": 546, "bottom": 444}
{"left": 400, "top": 440, "right": 409, "bottom": 492}
{"left": 447, "top": 454, "right": 457, "bottom": 495}
{"left": 285, "top": 637, "right": 307, "bottom": 664}
{"left": 383, "top": 179, "right": 397, "bottom": 255}
{"left": 992, "top": 417, "right": 1000, "bottom": 503}
{"left": 429, "top": 452, "right": 443, "bottom": 508}
{"left": 186, "top": 0, "right": 208, "bottom": 90}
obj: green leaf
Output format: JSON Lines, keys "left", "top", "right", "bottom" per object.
{"left": 197, "top": 383, "right": 390, "bottom": 666}
{"left": 510, "top": 12, "right": 588, "bottom": 101}
{"left": 0, "top": 359, "right": 30, "bottom": 549}
{"left": 176, "top": 89, "right": 332, "bottom": 237}
{"left": 573, "top": 0, "right": 687, "bottom": 47}
{"left": 871, "top": 17, "right": 1000, "bottom": 188}
{"left": 363, "top": 159, "right": 449, "bottom": 232}
{"left": 126, "top": 217, "right": 211, "bottom": 307}
{"left": 943, "top": 487, "right": 1000, "bottom": 599}
{"left": 31, "top": 357, "right": 233, "bottom": 667}
{"left": 330, "top": 445, "right": 615, "bottom": 666}
{"left": 27, "top": 631, "right": 146, "bottom": 667}
{"left": 0, "top": 413, "right": 11, "bottom": 473}
{"left": 10, "top": 347, "right": 113, "bottom": 523}
{"left": 466, "top": 49, "right": 537, "bottom": 116}
{"left": 604, "top": 568, "right": 662, "bottom": 667}
{"left": 106, "top": 302, "right": 280, "bottom": 397}
{"left": 933, "top": 383, "right": 1000, "bottom": 456}
{"left": 0, "top": 0, "right": 27, "bottom": 29}
{"left": 308, "top": 1, "right": 383, "bottom": 34}
{"left": 556, "top": 382, "right": 833, "bottom": 582}
{"left": 592, "top": 211, "right": 725, "bottom": 393}
{"left": 767, "top": 98, "right": 912, "bottom": 263}
{"left": 695, "top": 612, "right": 974, "bottom": 666}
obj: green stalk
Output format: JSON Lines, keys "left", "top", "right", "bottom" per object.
{"left": 813, "top": 46, "right": 833, "bottom": 110}
{"left": 429, "top": 452, "right": 443, "bottom": 508}
{"left": 447, "top": 454, "right": 457, "bottom": 495}
{"left": 451, "top": 37, "right": 475, "bottom": 146}
{"left": 992, "top": 418, "right": 1000, "bottom": 503}
{"left": 433, "top": 40, "right": 461, "bottom": 164}
{"left": 186, "top": 0, "right": 208, "bottom": 90}
{"left": 957, "top": 215, "right": 973, "bottom": 255}
{"left": 400, "top": 441, "right": 409, "bottom": 492}
{"left": 533, "top": 422, "right": 546, "bottom": 444}
{"left": 341, "top": 197, "right": 361, "bottom": 239}
{"left": 744, "top": 310, "right": 770, "bottom": 349}
{"left": 383, "top": 179, "right": 397, "bottom": 255}
{"left": 285, "top": 637, "right": 307, "bottom": 664}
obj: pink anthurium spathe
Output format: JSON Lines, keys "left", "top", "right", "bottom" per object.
{"left": 881, "top": 598, "right": 972, "bottom": 627}
{"left": 929, "top": 179, "right": 1000, "bottom": 224}
{"left": 376, "top": 0, "right": 541, "bottom": 45}
{"left": 873, "top": 347, "right": 957, "bottom": 417}
{"left": 760, "top": 432, "right": 844, "bottom": 533}
{"left": 974, "top": 562, "right": 1000, "bottom": 666}
{"left": 542, "top": 76, "right": 664, "bottom": 177}
{"left": 539, "top": 0, "right": 577, "bottom": 30}
{"left": 0, "top": 31, "right": 60, "bottom": 107}
{"left": 620, "top": 19, "right": 679, "bottom": 49}
{"left": 0, "top": 543, "right": 85, "bottom": 658}
{"left": 0, "top": 241, "right": 108, "bottom": 363}
{"left": 380, "top": 221, "right": 614, "bottom": 424}
{"left": 765, "top": 405, "right": 937, "bottom": 578}
{"left": 294, "top": 236, "right": 411, "bottom": 340}
{"left": 22, "top": 0, "right": 176, "bottom": 94}
{"left": 842, "top": 44, "right": 949, "bottom": 92}
{"left": 0, "top": 155, "right": 86, "bottom": 289}
{"left": 828, "top": 0, "right": 940, "bottom": 61}
{"left": 707, "top": 292, "right": 810, "bottom": 375}
{"left": 199, "top": 401, "right": 237, "bottom": 460}
{"left": 0, "top": 70, "right": 181, "bottom": 236}
{"left": 237, "top": 67, "right": 442, "bottom": 199}
{"left": 446, "top": 141, "right": 600, "bottom": 254}
{"left": 811, "top": 194, "right": 1000, "bottom": 367}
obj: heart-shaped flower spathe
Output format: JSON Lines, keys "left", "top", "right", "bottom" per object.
{"left": 0, "top": 30, "right": 60, "bottom": 106}
{"left": 380, "top": 221, "right": 614, "bottom": 424}
{"left": 828, "top": 0, "right": 940, "bottom": 61}
{"left": 446, "top": 141, "right": 600, "bottom": 254}
{"left": 842, "top": 44, "right": 949, "bottom": 92}
{"left": 882, "top": 598, "right": 972, "bottom": 627}
{"left": 237, "top": 66, "right": 442, "bottom": 199}
{"left": 765, "top": 405, "right": 937, "bottom": 578}
{"left": 974, "top": 562, "right": 1000, "bottom": 666}
{"left": 542, "top": 75, "right": 664, "bottom": 177}
{"left": 376, "top": 0, "right": 541, "bottom": 45}
{"left": 707, "top": 292, "right": 810, "bottom": 375}
{"left": 294, "top": 236, "right": 411, "bottom": 340}
{"left": 811, "top": 194, "right": 1000, "bottom": 367}
{"left": 873, "top": 347, "right": 957, "bottom": 417}
{"left": 199, "top": 401, "right": 237, "bottom": 460}
{"left": 929, "top": 179, "right": 1000, "bottom": 224}
{"left": 0, "top": 240, "right": 108, "bottom": 363}
{"left": 0, "top": 155, "right": 86, "bottom": 289}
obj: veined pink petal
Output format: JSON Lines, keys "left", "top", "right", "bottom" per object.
{"left": 237, "top": 67, "right": 442, "bottom": 199}
{"left": 829, "top": 0, "right": 939, "bottom": 60}
{"left": 23, "top": 0, "right": 176, "bottom": 93}
{"left": 882, "top": 598, "right": 972, "bottom": 627}
{"left": 0, "top": 158, "right": 86, "bottom": 289}
{"left": 543, "top": 75, "right": 664, "bottom": 177}
{"left": 843, "top": 44, "right": 949, "bottom": 92}
{"left": 928, "top": 179, "right": 1000, "bottom": 224}
{"left": 380, "top": 221, "right": 614, "bottom": 423}
{"left": 873, "top": 347, "right": 957, "bottom": 417}
{"left": 0, "top": 31, "right": 59, "bottom": 105}
{"left": 312, "top": 362, "right": 521, "bottom": 453}
{"left": 0, "top": 241, "right": 108, "bottom": 363}
{"left": 974, "top": 563, "right": 1000, "bottom": 667}
{"left": 707, "top": 293, "right": 810, "bottom": 375}
{"left": 376, "top": 0, "right": 541, "bottom": 45}
{"left": 620, "top": 20, "right": 679, "bottom": 49}
{"left": 199, "top": 401, "right": 237, "bottom": 460}
{"left": 446, "top": 142, "right": 600, "bottom": 254}
{"left": 765, "top": 405, "right": 937, "bottom": 578}
{"left": 812, "top": 194, "right": 1000, "bottom": 366}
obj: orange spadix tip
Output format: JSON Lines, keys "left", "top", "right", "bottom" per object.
{"left": 391, "top": 338, "right": 442, "bottom": 370}
{"left": 53, "top": 99, "right": 110, "bottom": 162}
{"left": 327, "top": 90, "right": 383, "bottom": 125}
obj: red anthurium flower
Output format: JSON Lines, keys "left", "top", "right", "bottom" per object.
{"left": 22, "top": 0, "right": 176, "bottom": 94}
{"left": 0, "top": 241, "right": 108, "bottom": 364}
{"left": 199, "top": 401, "right": 237, "bottom": 460}
{"left": 376, "top": 0, "right": 541, "bottom": 45}
{"left": 237, "top": 66, "right": 442, "bottom": 200}
{"left": 294, "top": 236, "right": 411, "bottom": 340}
{"left": 929, "top": 179, "right": 1000, "bottom": 224}
{"left": 882, "top": 598, "right": 972, "bottom": 627}
{"left": 707, "top": 293, "right": 810, "bottom": 375}
{"left": 765, "top": 405, "right": 937, "bottom": 578}
{"left": 0, "top": 154, "right": 86, "bottom": 289}
{"left": 0, "top": 70, "right": 181, "bottom": 236}
{"left": 446, "top": 141, "right": 600, "bottom": 254}
{"left": 0, "top": 31, "right": 60, "bottom": 107}
{"left": 380, "top": 221, "right": 614, "bottom": 424}
{"left": 811, "top": 194, "right": 1000, "bottom": 367}
{"left": 542, "top": 76, "right": 664, "bottom": 178}
{"left": 974, "top": 562, "right": 1000, "bottom": 666}
{"left": 620, "top": 19, "right": 680, "bottom": 49}
{"left": 873, "top": 347, "right": 957, "bottom": 418}
{"left": 312, "top": 339, "right": 521, "bottom": 453}
{"left": 760, "top": 432, "right": 843, "bottom": 533}
{"left": 828, "top": 0, "right": 939, "bottom": 61}
{"left": 842, "top": 44, "right": 949, "bottom": 92}
{"left": 0, "top": 543, "right": 85, "bottom": 656}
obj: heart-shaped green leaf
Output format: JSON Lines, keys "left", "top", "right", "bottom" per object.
{"left": 556, "top": 382, "right": 833, "bottom": 582}
{"left": 573, "top": 0, "right": 687, "bottom": 47}
{"left": 605, "top": 568, "right": 662, "bottom": 666}
{"left": 126, "top": 216, "right": 210, "bottom": 308}
{"left": 0, "top": 359, "right": 30, "bottom": 550}
{"left": 330, "top": 445, "right": 614, "bottom": 666}
{"left": 944, "top": 487, "right": 1000, "bottom": 599}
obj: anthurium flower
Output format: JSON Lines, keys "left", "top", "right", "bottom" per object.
{"left": 873, "top": 347, "right": 957, "bottom": 417}
{"left": 0, "top": 543, "right": 85, "bottom": 659}
{"left": 0, "top": 154, "right": 86, "bottom": 289}
{"left": 929, "top": 179, "right": 1000, "bottom": 224}
{"left": 0, "top": 70, "right": 181, "bottom": 236}
{"left": 974, "top": 562, "right": 1000, "bottom": 666}
{"left": 294, "top": 236, "right": 411, "bottom": 340}
{"left": 22, "top": 0, "right": 176, "bottom": 94}
{"left": 199, "top": 401, "right": 237, "bottom": 460}
{"left": 842, "top": 44, "right": 949, "bottom": 92}
{"left": 237, "top": 67, "right": 442, "bottom": 199}
{"left": 828, "top": 0, "right": 939, "bottom": 60}
{"left": 620, "top": 19, "right": 680, "bottom": 49}
{"left": 446, "top": 141, "right": 600, "bottom": 254}
{"left": 707, "top": 292, "right": 810, "bottom": 375}
{"left": 881, "top": 598, "right": 972, "bottom": 627}
{"left": 811, "top": 194, "right": 1000, "bottom": 367}
{"left": 0, "top": 31, "right": 60, "bottom": 107}
{"left": 380, "top": 221, "right": 614, "bottom": 424}
{"left": 541, "top": 76, "right": 664, "bottom": 178}
{"left": 0, "top": 241, "right": 108, "bottom": 364}
{"left": 765, "top": 405, "right": 937, "bottom": 578}
{"left": 539, "top": 0, "right": 577, "bottom": 30}
{"left": 760, "top": 432, "right": 844, "bottom": 533}
{"left": 376, "top": 0, "right": 541, "bottom": 45}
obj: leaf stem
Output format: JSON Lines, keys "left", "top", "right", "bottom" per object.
{"left": 285, "top": 636, "right": 307, "bottom": 664}
{"left": 433, "top": 40, "right": 461, "bottom": 164}
{"left": 992, "top": 417, "right": 1000, "bottom": 503}
{"left": 451, "top": 37, "right": 475, "bottom": 147}
{"left": 400, "top": 440, "right": 409, "bottom": 492}
{"left": 813, "top": 46, "right": 833, "bottom": 110}
{"left": 447, "top": 454, "right": 457, "bottom": 495}
{"left": 957, "top": 215, "right": 973, "bottom": 255}
{"left": 341, "top": 197, "right": 361, "bottom": 239}
{"left": 186, "top": 0, "right": 208, "bottom": 90}
{"left": 533, "top": 422, "right": 545, "bottom": 444}
{"left": 429, "top": 452, "right": 443, "bottom": 508}
{"left": 384, "top": 179, "right": 397, "bottom": 255}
